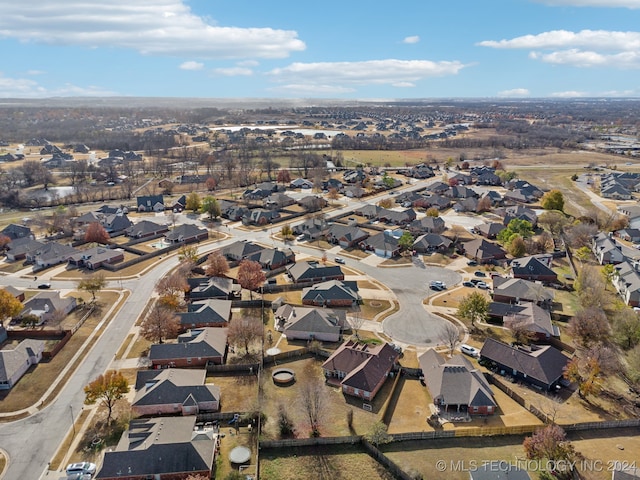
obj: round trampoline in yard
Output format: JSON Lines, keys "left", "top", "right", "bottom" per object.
{"left": 272, "top": 368, "right": 295, "bottom": 386}
{"left": 229, "top": 446, "right": 251, "bottom": 464}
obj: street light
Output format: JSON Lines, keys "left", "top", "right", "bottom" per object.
{"left": 69, "top": 405, "right": 76, "bottom": 437}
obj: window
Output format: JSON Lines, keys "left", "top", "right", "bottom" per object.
{"left": 187, "top": 358, "right": 192, "bottom": 364}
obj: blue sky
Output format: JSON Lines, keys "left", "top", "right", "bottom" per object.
{"left": 0, "top": 0, "right": 639, "bottom": 99}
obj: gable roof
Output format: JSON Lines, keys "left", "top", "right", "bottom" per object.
{"left": 418, "top": 349, "right": 495, "bottom": 409}
{"left": 221, "top": 240, "right": 263, "bottom": 260}
{"left": 480, "top": 338, "right": 569, "bottom": 387}
{"left": 178, "top": 299, "right": 231, "bottom": 327}
{"left": 1, "top": 224, "right": 32, "bottom": 240}
{"left": 149, "top": 327, "right": 228, "bottom": 362}
{"left": 165, "top": 223, "right": 208, "bottom": 242}
{"left": 463, "top": 238, "right": 506, "bottom": 260}
{"left": 126, "top": 220, "right": 168, "bottom": 237}
{"left": 301, "top": 279, "right": 360, "bottom": 303}
{"left": 133, "top": 368, "right": 220, "bottom": 408}
{"left": 322, "top": 340, "right": 400, "bottom": 392}
{"left": 503, "top": 301, "right": 559, "bottom": 337}
{"left": 187, "top": 276, "right": 239, "bottom": 298}
{"left": 511, "top": 256, "right": 557, "bottom": 279}
{"left": 492, "top": 277, "right": 553, "bottom": 303}
{"left": 275, "top": 305, "right": 347, "bottom": 335}
{"left": 0, "top": 339, "right": 45, "bottom": 383}
{"left": 96, "top": 416, "right": 215, "bottom": 479}
{"left": 20, "top": 291, "right": 75, "bottom": 317}
{"left": 287, "top": 261, "right": 343, "bottom": 282}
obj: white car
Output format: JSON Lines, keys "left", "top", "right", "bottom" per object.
{"left": 460, "top": 344, "right": 480, "bottom": 358}
{"left": 334, "top": 257, "right": 345, "bottom": 264}
{"left": 296, "top": 234, "right": 306, "bottom": 241}
{"left": 66, "top": 462, "right": 96, "bottom": 477}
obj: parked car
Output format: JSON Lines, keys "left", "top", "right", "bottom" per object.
{"left": 334, "top": 257, "right": 345, "bottom": 264}
{"left": 429, "top": 280, "right": 447, "bottom": 291}
{"left": 469, "top": 278, "right": 484, "bottom": 285}
{"left": 296, "top": 234, "right": 306, "bottom": 241}
{"left": 476, "top": 281, "right": 490, "bottom": 290}
{"left": 37, "top": 282, "right": 51, "bottom": 289}
{"left": 462, "top": 281, "right": 475, "bottom": 287}
{"left": 66, "top": 462, "right": 97, "bottom": 477}
{"left": 460, "top": 344, "right": 480, "bottom": 358}
{"left": 474, "top": 271, "right": 486, "bottom": 277}
{"left": 467, "top": 260, "right": 478, "bottom": 266}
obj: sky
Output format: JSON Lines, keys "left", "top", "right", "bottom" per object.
{"left": 0, "top": 0, "right": 639, "bottom": 99}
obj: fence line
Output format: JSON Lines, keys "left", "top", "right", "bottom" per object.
{"left": 205, "top": 362, "right": 259, "bottom": 374}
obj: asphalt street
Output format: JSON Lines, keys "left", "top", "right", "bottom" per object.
{"left": 0, "top": 174, "right": 462, "bottom": 478}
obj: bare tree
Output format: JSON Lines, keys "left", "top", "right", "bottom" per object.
{"left": 299, "top": 377, "right": 326, "bottom": 437}
{"left": 439, "top": 321, "right": 461, "bottom": 356}
{"left": 227, "top": 316, "right": 263, "bottom": 355}
{"left": 348, "top": 311, "right": 365, "bottom": 339}
{"left": 140, "top": 304, "right": 180, "bottom": 344}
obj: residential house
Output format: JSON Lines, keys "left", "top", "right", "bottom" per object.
{"left": 103, "top": 213, "right": 132, "bottom": 233}
{"left": 287, "top": 261, "right": 344, "bottom": 283}
{"left": 132, "top": 369, "right": 220, "bottom": 416}
{"left": 501, "top": 206, "right": 538, "bottom": 228}
{"left": 165, "top": 224, "right": 209, "bottom": 244}
{"left": 27, "top": 241, "right": 78, "bottom": 270}
{"left": 126, "top": 220, "right": 169, "bottom": 239}
{"left": 5, "top": 237, "right": 43, "bottom": 262}
{"left": 19, "top": 291, "right": 77, "bottom": 324}
{"left": 482, "top": 190, "right": 504, "bottom": 206}
{"left": 612, "top": 260, "right": 640, "bottom": 307}
{"left": 0, "top": 339, "right": 45, "bottom": 390}
{"left": 479, "top": 338, "right": 569, "bottom": 391}
{"left": 187, "top": 277, "right": 240, "bottom": 300}
{"left": 137, "top": 194, "right": 165, "bottom": 212}
{"left": 426, "top": 181, "right": 450, "bottom": 195}
{"left": 422, "top": 194, "right": 451, "bottom": 210}
{"left": 446, "top": 185, "right": 476, "bottom": 199}
{"left": 462, "top": 238, "right": 506, "bottom": 264}
{"left": 274, "top": 305, "right": 347, "bottom": 342}
{"left": 172, "top": 194, "right": 187, "bottom": 212}
{"left": 378, "top": 208, "right": 416, "bottom": 226}
{"left": 453, "top": 197, "right": 480, "bottom": 213}
{"left": 618, "top": 205, "right": 640, "bottom": 229}
{"left": 510, "top": 256, "right": 558, "bottom": 283}
{"left": 301, "top": 280, "right": 361, "bottom": 307}
{"left": 293, "top": 217, "right": 329, "bottom": 240}
{"left": 290, "top": 178, "right": 314, "bottom": 189}
{"left": 418, "top": 349, "right": 496, "bottom": 416}
{"left": 177, "top": 300, "right": 232, "bottom": 330}
{"left": 492, "top": 277, "right": 554, "bottom": 306}
{"left": 322, "top": 340, "right": 400, "bottom": 400}
{"left": 242, "top": 181, "right": 278, "bottom": 201}
{"left": 343, "top": 169, "right": 367, "bottom": 184}
{"left": 617, "top": 228, "right": 640, "bottom": 244}
{"left": 474, "top": 171, "right": 502, "bottom": 186}
{"left": 1, "top": 224, "right": 33, "bottom": 241}
{"left": 221, "top": 240, "right": 264, "bottom": 262}
{"left": 2, "top": 286, "right": 24, "bottom": 302}
{"left": 95, "top": 416, "right": 216, "bottom": 480}
{"left": 245, "top": 246, "right": 295, "bottom": 270}
{"left": 324, "top": 224, "right": 369, "bottom": 248}
{"left": 323, "top": 178, "right": 344, "bottom": 191}
{"left": 149, "top": 327, "right": 228, "bottom": 367}
{"left": 354, "top": 204, "right": 381, "bottom": 219}
{"left": 412, "top": 233, "right": 452, "bottom": 253}
{"left": 241, "top": 208, "right": 280, "bottom": 226}
{"left": 503, "top": 301, "right": 560, "bottom": 339}
{"left": 68, "top": 246, "right": 124, "bottom": 270}
{"left": 407, "top": 216, "right": 446, "bottom": 235}
{"left": 362, "top": 230, "right": 402, "bottom": 258}
{"left": 592, "top": 232, "right": 624, "bottom": 264}
{"left": 298, "top": 195, "right": 328, "bottom": 212}
{"left": 448, "top": 173, "right": 472, "bottom": 186}
{"left": 394, "top": 191, "right": 424, "bottom": 206}
{"left": 473, "top": 223, "right": 505, "bottom": 240}
{"left": 221, "top": 204, "right": 249, "bottom": 222}
{"left": 264, "top": 192, "right": 296, "bottom": 209}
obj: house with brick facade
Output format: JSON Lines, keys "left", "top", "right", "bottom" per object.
{"left": 149, "top": 327, "right": 228, "bottom": 368}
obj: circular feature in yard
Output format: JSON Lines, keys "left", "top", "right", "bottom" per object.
{"left": 272, "top": 368, "right": 296, "bottom": 386}
{"left": 265, "top": 348, "right": 281, "bottom": 356}
{"left": 369, "top": 301, "right": 382, "bottom": 308}
{"left": 229, "top": 446, "right": 251, "bottom": 464}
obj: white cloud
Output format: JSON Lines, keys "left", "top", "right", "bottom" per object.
{"left": 0, "top": 1, "right": 305, "bottom": 59}
{"left": 536, "top": 0, "right": 640, "bottom": 8}
{"left": 237, "top": 60, "right": 259, "bottom": 67}
{"left": 403, "top": 36, "right": 420, "bottom": 44}
{"left": 0, "top": 73, "right": 116, "bottom": 97}
{"left": 479, "top": 29, "right": 640, "bottom": 68}
{"left": 478, "top": 30, "right": 640, "bottom": 50}
{"left": 550, "top": 90, "right": 588, "bottom": 97}
{"left": 392, "top": 82, "right": 416, "bottom": 87}
{"left": 26, "top": 70, "right": 45, "bottom": 75}
{"left": 530, "top": 49, "right": 640, "bottom": 68}
{"left": 212, "top": 67, "right": 253, "bottom": 76}
{"left": 268, "top": 59, "right": 466, "bottom": 88}
{"left": 497, "top": 88, "right": 530, "bottom": 97}
{"left": 179, "top": 61, "right": 204, "bottom": 70}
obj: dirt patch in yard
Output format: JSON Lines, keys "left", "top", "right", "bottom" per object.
{"left": 206, "top": 373, "right": 258, "bottom": 413}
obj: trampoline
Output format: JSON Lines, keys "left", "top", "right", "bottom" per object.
{"left": 229, "top": 446, "right": 251, "bottom": 464}
{"left": 272, "top": 368, "right": 295, "bottom": 386}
